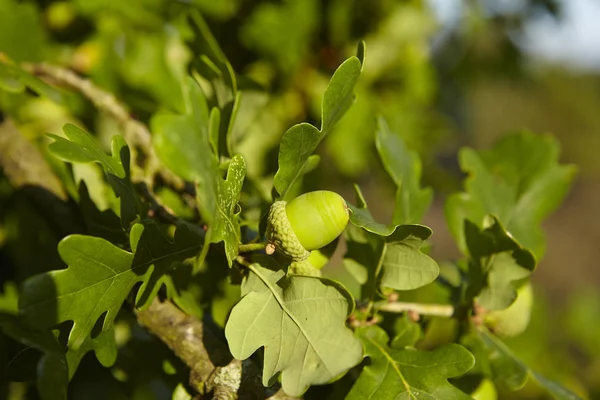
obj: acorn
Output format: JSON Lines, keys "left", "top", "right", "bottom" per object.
{"left": 266, "top": 191, "right": 349, "bottom": 264}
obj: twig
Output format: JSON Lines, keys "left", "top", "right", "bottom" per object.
{"left": 375, "top": 301, "right": 455, "bottom": 318}
{"left": 238, "top": 242, "right": 268, "bottom": 253}
{"left": 136, "top": 298, "right": 240, "bottom": 397}
{"left": 21, "top": 62, "right": 184, "bottom": 191}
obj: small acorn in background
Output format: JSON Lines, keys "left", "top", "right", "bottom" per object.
{"left": 265, "top": 190, "right": 349, "bottom": 273}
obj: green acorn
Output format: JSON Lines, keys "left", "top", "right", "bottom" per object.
{"left": 266, "top": 190, "right": 349, "bottom": 263}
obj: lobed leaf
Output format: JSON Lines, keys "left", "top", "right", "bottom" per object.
{"left": 0, "top": 314, "right": 68, "bottom": 400}
{"left": 225, "top": 263, "right": 362, "bottom": 396}
{"left": 188, "top": 10, "right": 238, "bottom": 157}
{"left": 345, "top": 185, "right": 439, "bottom": 295}
{"left": 346, "top": 325, "right": 474, "bottom": 400}
{"left": 390, "top": 316, "right": 422, "bottom": 349}
{"left": 445, "top": 131, "right": 576, "bottom": 260}
{"left": 209, "top": 154, "right": 247, "bottom": 266}
{"left": 273, "top": 43, "right": 365, "bottom": 200}
{"left": 48, "top": 124, "right": 142, "bottom": 228}
{"left": 347, "top": 184, "right": 397, "bottom": 236}
{"left": 152, "top": 77, "right": 246, "bottom": 266}
{"left": 464, "top": 217, "right": 535, "bottom": 310}
{"left": 19, "top": 222, "right": 201, "bottom": 350}
{"left": 380, "top": 225, "right": 438, "bottom": 291}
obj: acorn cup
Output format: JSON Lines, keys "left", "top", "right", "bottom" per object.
{"left": 265, "top": 190, "right": 350, "bottom": 274}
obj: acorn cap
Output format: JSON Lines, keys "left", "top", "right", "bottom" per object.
{"left": 266, "top": 201, "right": 311, "bottom": 261}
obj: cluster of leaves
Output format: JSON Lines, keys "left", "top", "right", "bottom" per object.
{"left": 0, "top": 1, "right": 589, "bottom": 400}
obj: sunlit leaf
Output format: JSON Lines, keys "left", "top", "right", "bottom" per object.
{"left": 345, "top": 185, "right": 439, "bottom": 295}
{"left": 225, "top": 263, "right": 362, "bottom": 396}
{"left": 19, "top": 222, "right": 201, "bottom": 350}
{"left": 273, "top": 43, "right": 364, "bottom": 200}
{"left": 347, "top": 325, "right": 474, "bottom": 400}
{"left": 445, "top": 131, "right": 576, "bottom": 259}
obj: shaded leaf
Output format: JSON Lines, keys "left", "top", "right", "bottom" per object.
{"left": 376, "top": 116, "right": 433, "bottom": 225}
{"left": 19, "top": 222, "right": 201, "bottom": 350}
{"left": 48, "top": 124, "right": 142, "bottom": 228}
{"left": 380, "top": 225, "right": 438, "bottom": 291}
{"left": 0, "top": 314, "right": 67, "bottom": 400}
{"left": 153, "top": 77, "right": 246, "bottom": 266}
{"left": 391, "top": 315, "right": 422, "bottom": 349}
{"left": 65, "top": 327, "right": 117, "bottom": 379}
{"left": 188, "top": 10, "right": 238, "bottom": 157}
{"left": 474, "top": 329, "right": 582, "bottom": 400}
{"left": 345, "top": 187, "right": 439, "bottom": 295}
{"left": 225, "top": 263, "right": 362, "bottom": 396}
{"left": 273, "top": 43, "right": 364, "bottom": 200}
{"left": 445, "top": 132, "right": 576, "bottom": 259}
{"left": 346, "top": 325, "right": 474, "bottom": 400}
{"left": 465, "top": 217, "right": 535, "bottom": 310}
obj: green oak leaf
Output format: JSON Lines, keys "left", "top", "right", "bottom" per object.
{"left": 376, "top": 116, "right": 433, "bottom": 225}
{"left": 380, "top": 225, "right": 438, "bottom": 291}
{"left": 207, "top": 154, "right": 246, "bottom": 266}
{"left": 18, "top": 222, "right": 201, "bottom": 350}
{"left": 471, "top": 329, "right": 582, "bottom": 400}
{"left": 465, "top": 216, "right": 535, "bottom": 310}
{"left": 391, "top": 315, "right": 422, "bottom": 349}
{"left": 0, "top": 314, "right": 68, "bottom": 400}
{"left": 346, "top": 325, "right": 474, "bottom": 400}
{"left": 152, "top": 77, "right": 246, "bottom": 266}
{"left": 152, "top": 76, "right": 216, "bottom": 216}
{"left": 0, "top": 312, "right": 108, "bottom": 400}
{"left": 347, "top": 184, "right": 396, "bottom": 236}
{"left": 445, "top": 131, "right": 576, "bottom": 259}
{"left": 65, "top": 326, "right": 116, "bottom": 379}
{"left": 48, "top": 124, "right": 142, "bottom": 228}
{"left": 273, "top": 42, "right": 365, "bottom": 200}
{"left": 225, "top": 263, "right": 362, "bottom": 397}
{"left": 345, "top": 185, "right": 439, "bottom": 295}
{"left": 188, "top": 10, "right": 238, "bottom": 157}
{"left": 78, "top": 181, "right": 128, "bottom": 245}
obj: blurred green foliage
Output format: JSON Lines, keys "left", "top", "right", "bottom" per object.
{"left": 0, "top": 0, "right": 598, "bottom": 399}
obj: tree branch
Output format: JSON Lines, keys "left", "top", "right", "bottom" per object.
{"left": 136, "top": 298, "right": 298, "bottom": 399}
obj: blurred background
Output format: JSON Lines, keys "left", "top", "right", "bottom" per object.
{"left": 1, "top": 0, "right": 599, "bottom": 398}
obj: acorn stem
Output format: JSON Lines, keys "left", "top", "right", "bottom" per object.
{"left": 375, "top": 301, "right": 455, "bottom": 318}
{"left": 238, "top": 242, "right": 268, "bottom": 253}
